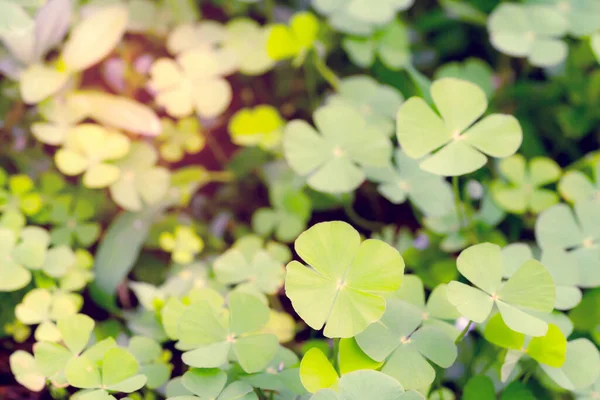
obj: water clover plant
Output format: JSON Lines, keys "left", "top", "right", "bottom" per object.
{"left": 266, "top": 12, "right": 319, "bottom": 63}
{"left": 396, "top": 78, "right": 522, "bottom": 176}
{"left": 491, "top": 154, "right": 562, "bottom": 214}
{"left": 158, "top": 117, "right": 205, "bottom": 163}
{"left": 159, "top": 226, "right": 204, "bottom": 265}
{"left": 283, "top": 104, "right": 392, "bottom": 193}
{"left": 48, "top": 195, "right": 100, "bottom": 247}
{"left": 285, "top": 221, "right": 404, "bottom": 338}
{"left": 447, "top": 242, "right": 556, "bottom": 336}
{"left": 559, "top": 160, "right": 600, "bottom": 203}
{"left": 228, "top": 105, "right": 285, "bottom": 150}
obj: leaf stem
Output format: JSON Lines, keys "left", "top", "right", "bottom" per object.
{"left": 204, "top": 128, "right": 229, "bottom": 167}
{"left": 452, "top": 176, "right": 465, "bottom": 225}
{"left": 343, "top": 202, "right": 384, "bottom": 232}
{"left": 455, "top": 320, "right": 473, "bottom": 344}
{"left": 312, "top": 50, "right": 340, "bottom": 91}
{"left": 332, "top": 337, "right": 340, "bottom": 371}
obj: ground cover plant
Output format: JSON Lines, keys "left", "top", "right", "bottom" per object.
{"left": 1, "top": 0, "right": 600, "bottom": 399}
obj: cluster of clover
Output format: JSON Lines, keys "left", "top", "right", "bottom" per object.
{"left": 1, "top": 0, "right": 600, "bottom": 399}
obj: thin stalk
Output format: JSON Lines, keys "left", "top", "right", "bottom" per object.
{"left": 208, "top": 171, "right": 234, "bottom": 183}
{"left": 204, "top": 128, "right": 228, "bottom": 167}
{"left": 452, "top": 176, "right": 465, "bottom": 225}
{"left": 332, "top": 338, "right": 340, "bottom": 371}
{"left": 264, "top": 0, "right": 275, "bottom": 22}
{"left": 312, "top": 50, "right": 340, "bottom": 91}
{"left": 522, "top": 367, "right": 534, "bottom": 384}
{"left": 343, "top": 202, "right": 384, "bottom": 232}
{"left": 455, "top": 320, "right": 473, "bottom": 344}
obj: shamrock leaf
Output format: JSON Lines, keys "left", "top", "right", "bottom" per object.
{"left": 59, "top": 249, "right": 95, "bottom": 292}
{"left": 158, "top": 117, "right": 205, "bottom": 162}
{"left": 159, "top": 226, "right": 204, "bottom": 265}
{"left": 228, "top": 105, "right": 285, "bottom": 150}
{"left": 356, "top": 299, "right": 457, "bottom": 390}
{"left": 540, "top": 338, "right": 600, "bottom": 391}
{"left": 535, "top": 200, "right": 600, "bottom": 287}
{"left": 10, "top": 350, "right": 46, "bottom": 392}
{"left": 447, "top": 243, "right": 555, "bottom": 336}
{"left": 529, "top": 0, "right": 600, "bottom": 37}
{"left": 167, "top": 21, "right": 226, "bottom": 55}
{"left": 109, "top": 142, "right": 171, "bottom": 211}
{"left": 559, "top": 160, "right": 600, "bottom": 203}
{"left": 392, "top": 275, "right": 461, "bottom": 339}
{"left": 342, "top": 20, "right": 411, "bottom": 70}
{"left": 283, "top": 104, "right": 392, "bottom": 193}
{"left": 365, "top": 150, "right": 454, "bottom": 217}
{"left": 167, "top": 368, "right": 257, "bottom": 400}
{"left": 148, "top": 48, "right": 234, "bottom": 119}
{"left": 49, "top": 194, "right": 101, "bottom": 247}
{"left": 64, "top": 347, "right": 147, "bottom": 394}
{"left": 55, "top": 124, "right": 130, "bottom": 189}
{"left": 0, "top": 173, "right": 44, "bottom": 217}
{"left": 128, "top": 336, "right": 171, "bottom": 389}
{"left": 0, "top": 226, "right": 54, "bottom": 292}
{"left": 224, "top": 18, "right": 274, "bottom": 75}
{"left": 326, "top": 75, "right": 403, "bottom": 137}
{"left": 285, "top": 221, "right": 404, "bottom": 338}
{"left": 487, "top": 3, "right": 568, "bottom": 67}
{"left": 575, "top": 376, "right": 600, "bottom": 399}
{"left": 252, "top": 183, "right": 311, "bottom": 243}
{"left": 32, "top": 94, "right": 88, "bottom": 145}
{"left": 178, "top": 291, "right": 279, "bottom": 373}
{"left": 241, "top": 346, "right": 304, "bottom": 395}
{"left": 34, "top": 314, "right": 116, "bottom": 386}
{"left": 485, "top": 314, "right": 566, "bottom": 370}
{"left": 434, "top": 58, "right": 495, "bottom": 99}
{"left": 491, "top": 155, "right": 561, "bottom": 214}
{"left": 15, "top": 288, "right": 82, "bottom": 342}
{"left": 266, "top": 12, "right": 318, "bottom": 62}
{"left": 312, "top": 0, "right": 414, "bottom": 36}
{"left": 396, "top": 77, "right": 522, "bottom": 176}
{"left": 299, "top": 341, "right": 383, "bottom": 394}
{"left": 213, "top": 235, "right": 286, "bottom": 295}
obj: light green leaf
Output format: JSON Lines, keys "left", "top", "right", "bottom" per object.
{"left": 300, "top": 348, "right": 338, "bottom": 393}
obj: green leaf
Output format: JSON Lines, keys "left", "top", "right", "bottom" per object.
{"left": 182, "top": 368, "right": 226, "bottom": 398}
{"left": 338, "top": 338, "right": 382, "bottom": 375}
{"left": 541, "top": 338, "right": 600, "bottom": 391}
{"left": 299, "top": 348, "right": 338, "bottom": 393}
{"left": 286, "top": 221, "right": 404, "bottom": 338}
{"left": 58, "top": 314, "right": 94, "bottom": 355}
{"left": 483, "top": 313, "right": 525, "bottom": 350}
{"left": 527, "top": 324, "right": 566, "bottom": 367}
{"left": 463, "top": 376, "right": 495, "bottom": 400}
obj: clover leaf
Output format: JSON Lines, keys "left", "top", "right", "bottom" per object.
{"left": 540, "top": 338, "right": 600, "bottom": 391}
{"left": 503, "top": 243, "right": 582, "bottom": 311}
{"left": 356, "top": 299, "right": 457, "bottom": 390}
{"left": 492, "top": 155, "right": 561, "bottom": 214}
{"left": 167, "top": 21, "right": 226, "bottom": 55}
{"left": 559, "top": 160, "right": 600, "bottom": 203}
{"left": 34, "top": 314, "right": 116, "bottom": 386}
{"left": 158, "top": 117, "right": 205, "bottom": 162}
{"left": 32, "top": 94, "right": 88, "bottom": 145}
{"left": 228, "top": 105, "right": 285, "bottom": 150}
{"left": 484, "top": 314, "right": 567, "bottom": 370}
{"left": 127, "top": 336, "right": 171, "bottom": 389}
{"left": 575, "top": 376, "right": 600, "bottom": 399}
{"left": 396, "top": 77, "right": 522, "bottom": 176}
{"left": 487, "top": 3, "right": 568, "bottom": 67}
{"left": 0, "top": 226, "right": 54, "bottom": 292}
{"left": 148, "top": 48, "right": 234, "bottom": 119}
{"left": 55, "top": 124, "right": 130, "bottom": 189}
{"left": 312, "top": 0, "right": 414, "bottom": 36}
{"left": 434, "top": 58, "right": 495, "bottom": 99}
{"left": 529, "top": 0, "right": 600, "bottom": 38}
{"left": 10, "top": 350, "right": 46, "bottom": 392}
{"left": 447, "top": 243, "right": 555, "bottom": 336}
{"left": 285, "top": 221, "right": 404, "bottom": 338}
{"left": 0, "top": 173, "right": 44, "bottom": 217}
{"left": 167, "top": 368, "right": 257, "bottom": 400}
{"left": 266, "top": 12, "right": 319, "bottom": 62}
{"left": 241, "top": 346, "right": 304, "bottom": 395}
{"left": 177, "top": 291, "right": 279, "bottom": 373}
{"left": 342, "top": 20, "right": 411, "bottom": 70}
{"left": 49, "top": 194, "right": 100, "bottom": 247}
{"left": 252, "top": 183, "right": 311, "bottom": 243}
{"left": 15, "top": 288, "right": 82, "bottom": 342}
{"left": 392, "top": 275, "right": 461, "bottom": 339}
{"left": 535, "top": 200, "right": 600, "bottom": 287}
{"left": 224, "top": 18, "right": 274, "bottom": 75}
{"left": 326, "top": 75, "right": 403, "bottom": 137}
{"left": 283, "top": 104, "right": 392, "bottom": 193}
{"left": 213, "top": 235, "right": 286, "bottom": 295}
{"left": 159, "top": 226, "right": 204, "bottom": 265}
{"left": 365, "top": 150, "right": 454, "bottom": 217}
{"left": 109, "top": 142, "right": 171, "bottom": 211}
